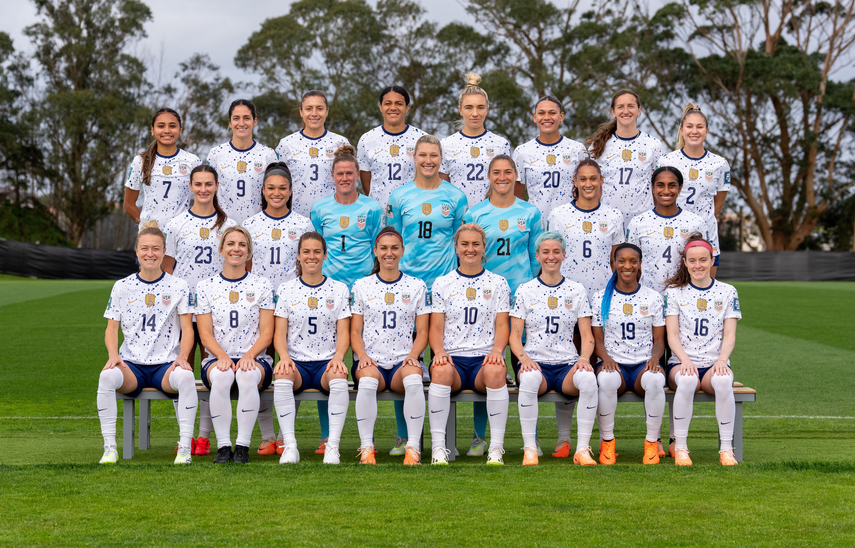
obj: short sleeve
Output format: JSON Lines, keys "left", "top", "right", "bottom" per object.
{"left": 415, "top": 282, "right": 431, "bottom": 315}
{"left": 196, "top": 282, "right": 213, "bottom": 315}
{"left": 104, "top": 282, "right": 123, "bottom": 321}
{"left": 651, "top": 139, "right": 667, "bottom": 166}
{"left": 651, "top": 293, "right": 665, "bottom": 327}
{"left": 125, "top": 156, "right": 143, "bottom": 190}
{"left": 189, "top": 154, "right": 202, "bottom": 170}
{"left": 725, "top": 287, "right": 742, "bottom": 320}
{"left": 591, "top": 291, "right": 604, "bottom": 327}
{"left": 350, "top": 283, "right": 365, "bottom": 315}
{"left": 369, "top": 202, "right": 384, "bottom": 239}
{"left": 513, "top": 149, "right": 525, "bottom": 185}
{"left": 626, "top": 217, "right": 640, "bottom": 246}
{"left": 258, "top": 279, "right": 275, "bottom": 310}
{"left": 509, "top": 287, "right": 527, "bottom": 320}
{"left": 496, "top": 277, "right": 511, "bottom": 313}
{"left": 176, "top": 281, "right": 193, "bottom": 315}
{"left": 664, "top": 288, "right": 678, "bottom": 316}
{"left": 577, "top": 287, "right": 593, "bottom": 317}
{"left": 274, "top": 287, "right": 290, "bottom": 319}
{"left": 501, "top": 139, "right": 512, "bottom": 156}
{"left": 356, "top": 134, "right": 370, "bottom": 173}
{"left": 453, "top": 191, "right": 468, "bottom": 229}
{"left": 336, "top": 284, "right": 352, "bottom": 320}
{"left": 164, "top": 217, "right": 178, "bottom": 257}
{"left": 430, "top": 279, "right": 447, "bottom": 314}
{"left": 718, "top": 161, "right": 731, "bottom": 193}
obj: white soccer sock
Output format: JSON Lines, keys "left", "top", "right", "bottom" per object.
{"left": 208, "top": 367, "right": 235, "bottom": 449}
{"left": 428, "top": 383, "right": 452, "bottom": 450}
{"left": 198, "top": 400, "right": 213, "bottom": 439}
{"left": 518, "top": 370, "right": 541, "bottom": 448}
{"left": 673, "top": 372, "right": 698, "bottom": 450}
{"left": 596, "top": 370, "right": 621, "bottom": 441}
{"left": 168, "top": 368, "right": 198, "bottom": 448}
{"left": 355, "top": 377, "right": 379, "bottom": 448}
{"left": 97, "top": 368, "right": 124, "bottom": 448}
{"left": 403, "top": 374, "right": 425, "bottom": 452}
{"left": 640, "top": 370, "right": 666, "bottom": 442}
{"left": 711, "top": 372, "right": 736, "bottom": 451}
{"left": 274, "top": 379, "right": 297, "bottom": 446}
{"left": 555, "top": 401, "right": 574, "bottom": 442}
{"left": 486, "top": 386, "right": 509, "bottom": 450}
{"left": 573, "top": 370, "right": 598, "bottom": 453}
{"left": 327, "top": 378, "right": 349, "bottom": 447}
{"left": 235, "top": 368, "right": 261, "bottom": 448}
{"left": 256, "top": 402, "right": 275, "bottom": 441}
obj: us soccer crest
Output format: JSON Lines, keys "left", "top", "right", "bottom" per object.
{"left": 714, "top": 299, "right": 723, "bottom": 311}
{"left": 621, "top": 150, "right": 632, "bottom": 162}
{"left": 384, "top": 292, "right": 395, "bottom": 305}
{"left": 200, "top": 227, "right": 210, "bottom": 239}
{"left": 340, "top": 216, "right": 350, "bottom": 229}
{"left": 229, "top": 291, "right": 240, "bottom": 304}
{"left": 548, "top": 296, "right": 558, "bottom": 310}
{"left": 162, "top": 293, "right": 171, "bottom": 306}
{"left": 145, "top": 294, "right": 156, "bottom": 307}
{"left": 664, "top": 226, "right": 675, "bottom": 240}
{"left": 162, "top": 165, "right": 173, "bottom": 175}
{"left": 326, "top": 297, "right": 335, "bottom": 309}
{"left": 271, "top": 228, "right": 282, "bottom": 241}
{"left": 517, "top": 219, "right": 526, "bottom": 231}
{"left": 689, "top": 168, "right": 699, "bottom": 181}
{"left": 246, "top": 291, "right": 255, "bottom": 303}
{"left": 309, "top": 147, "right": 319, "bottom": 159}
{"left": 638, "top": 150, "right": 648, "bottom": 162}
{"left": 470, "top": 147, "right": 480, "bottom": 158}
{"left": 422, "top": 203, "right": 432, "bottom": 216}
{"left": 406, "top": 146, "right": 415, "bottom": 157}
{"left": 697, "top": 298, "right": 707, "bottom": 311}
{"left": 640, "top": 304, "right": 649, "bottom": 316}
{"left": 389, "top": 144, "right": 400, "bottom": 157}
{"left": 486, "top": 147, "right": 495, "bottom": 157}
{"left": 582, "top": 221, "right": 593, "bottom": 233}
{"left": 326, "top": 147, "right": 335, "bottom": 158}
{"left": 563, "top": 156, "right": 573, "bottom": 164}
{"left": 308, "top": 297, "right": 318, "bottom": 310}
{"left": 483, "top": 288, "right": 492, "bottom": 300}
{"left": 546, "top": 154, "right": 557, "bottom": 166}
{"left": 179, "top": 163, "right": 188, "bottom": 175}
{"left": 357, "top": 215, "right": 366, "bottom": 229}
{"left": 705, "top": 170, "right": 714, "bottom": 181}
{"left": 564, "top": 296, "right": 573, "bottom": 309}
{"left": 441, "top": 204, "right": 450, "bottom": 217}
{"left": 254, "top": 162, "right": 263, "bottom": 173}
{"left": 499, "top": 219, "right": 509, "bottom": 232}
{"left": 466, "top": 288, "right": 477, "bottom": 301}
{"left": 288, "top": 228, "right": 297, "bottom": 240}
{"left": 599, "top": 221, "right": 609, "bottom": 233}
{"left": 623, "top": 303, "right": 634, "bottom": 316}
{"left": 237, "top": 161, "right": 247, "bottom": 173}
{"left": 402, "top": 292, "right": 411, "bottom": 304}
{"left": 680, "top": 227, "right": 690, "bottom": 238}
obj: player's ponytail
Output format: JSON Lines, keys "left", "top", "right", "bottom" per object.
{"left": 664, "top": 232, "right": 708, "bottom": 289}
{"left": 572, "top": 158, "right": 603, "bottom": 201}
{"left": 141, "top": 108, "right": 182, "bottom": 186}
{"left": 331, "top": 145, "right": 359, "bottom": 173}
{"left": 601, "top": 243, "right": 643, "bottom": 323}
{"left": 189, "top": 165, "right": 227, "bottom": 231}
{"left": 296, "top": 231, "right": 327, "bottom": 278}
{"left": 585, "top": 89, "right": 639, "bottom": 159}
{"left": 368, "top": 226, "right": 405, "bottom": 276}
{"left": 676, "top": 102, "right": 709, "bottom": 149}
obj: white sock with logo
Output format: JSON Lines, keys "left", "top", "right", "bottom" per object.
{"left": 673, "top": 372, "right": 698, "bottom": 450}
{"left": 555, "top": 401, "right": 574, "bottom": 443}
{"left": 97, "top": 367, "right": 125, "bottom": 448}
{"left": 235, "top": 368, "right": 261, "bottom": 448}
{"left": 355, "top": 377, "right": 379, "bottom": 448}
{"left": 403, "top": 374, "right": 425, "bottom": 452}
{"left": 428, "top": 383, "right": 452, "bottom": 450}
{"left": 327, "top": 378, "right": 350, "bottom": 448}
{"left": 596, "top": 370, "right": 622, "bottom": 441}
{"left": 573, "top": 370, "right": 598, "bottom": 453}
{"left": 273, "top": 379, "right": 297, "bottom": 446}
{"left": 518, "top": 370, "right": 542, "bottom": 448}
{"left": 208, "top": 367, "right": 235, "bottom": 449}
{"left": 198, "top": 400, "right": 213, "bottom": 439}
{"left": 168, "top": 367, "right": 198, "bottom": 448}
{"left": 486, "top": 386, "right": 509, "bottom": 450}
{"left": 711, "top": 372, "right": 735, "bottom": 451}
{"left": 256, "top": 402, "right": 275, "bottom": 441}
{"left": 640, "top": 370, "right": 666, "bottom": 442}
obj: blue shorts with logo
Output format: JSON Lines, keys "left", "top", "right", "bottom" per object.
{"left": 201, "top": 357, "right": 273, "bottom": 390}
{"left": 123, "top": 361, "right": 174, "bottom": 398}
{"left": 351, "top": 360, "right": 403, "bottom": 390}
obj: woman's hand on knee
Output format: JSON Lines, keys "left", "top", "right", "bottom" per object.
{"left": 356, "top": 354, "right": 377, "bottom": 371}
{"left": 103, "top": 356, "right": 125, "bottom": 370}
{"left": 274, "top": 357, "right": 295, "bottom": 376}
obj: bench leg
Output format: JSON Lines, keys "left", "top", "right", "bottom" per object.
{"left": 733, "top": 402, "right": 743, "bottom": 462}
{"left": 139, "top": 400, "right": 151, "bottom": 450}
{"left": 122, "top": 399, "right": 135, "bottom": 460}
{"left": 446, "top": 401, "right": 456, "bottom": 462}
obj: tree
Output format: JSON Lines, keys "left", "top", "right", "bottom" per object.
{"left": 23, "top": 0, "right": 152, "bottom": 244}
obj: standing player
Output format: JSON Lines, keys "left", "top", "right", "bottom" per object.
{"left": 510, "top": 232, "right": 598, "bottom": 465}
{"left": 243, "top": 162, "right": 312, "bottom": 456}
{"left": 591, "top": 243, "right": 667, "bottom": 465}
{"left": 627, "top": 166, "right": 710, "bottom": 294}
{"left": 276, "top": 91, "right": 350, "bottom": 217}
{"left": 206, "top": 99, "right": 278, "bottom": 224}
{"left": 513, "top": 96, "right": 588, "bottom": 225}
{"left": 350, "top": 226, "right": 431, "bottom": 465}
{"left": 656, "top": 103, "right": 731, "bottom": 277}
{"left": 585, "top": 89, "right": 667, "bottom": 228}
{"left": 196, "top": 227, "right": 275, "bottom": 464}
{"left": 664, "top": 235, "right": 741, "bottom": 466}
{"left": 357, "top": 85, "right": 426, "bottom": 210}
{"left": 427, "top": 224, "right": 511, "bottom": 466}
{"left": 124, "top": 108, "right": 201, "bottom": 230}
{"left": 272, "top": 232, "right": 352, "bottom": 465}
{"left": 440, "top": 73, "right": 512, "bottom": 207}
{"left": 98, "top": 227, "right": 197, "bottom": 464}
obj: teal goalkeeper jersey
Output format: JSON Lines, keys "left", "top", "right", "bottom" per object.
{"left": 463, "top": 198, "right": 543, "bottom": 295}
{"left": 310, "top": 193, "right": 384, "bottom": 289}
{"left": 387, "top": 180, "right": 468, "bottom": 291}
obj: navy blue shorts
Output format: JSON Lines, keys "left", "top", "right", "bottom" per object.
{"left": 293, "top": 360, "right": 331, "bottom": 395}
{"left": 617, "top": 362, "right": 647, "bottom": 393}
{"left": 201, "top": 357, "right": 273, "bottom": 390}
{"left": 449, "top": 355, "right": 485, "bottom": 394}
{"left": 713, "top": 255, "right": 720, "bottom": 267}
{"left": 667, "top": 363, "right": 731, "bottom": 383}
{"left": 513, "top": 362, "right": 573, "bottom": 396}
{"left": 124, "top": 361, "right": 173, "bottom": 398}
{"left": 351, "top": 360, "right": 403, "bottom": 390}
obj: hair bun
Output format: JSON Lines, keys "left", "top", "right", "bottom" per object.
{"left": 334, "top": 145, "right": 356, "bottom": 157}
{"left": 683, "top": 102, "right": 702, "bottom": 115}
{"left": 141, "top": 220, "right": 159, "bottom": 229}
{"left": 464, "top": 72, "right": 482, "bottom": 88}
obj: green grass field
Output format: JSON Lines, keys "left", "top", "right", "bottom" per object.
{"left": 1, "top": 275, "right": 853, "bottom": 546}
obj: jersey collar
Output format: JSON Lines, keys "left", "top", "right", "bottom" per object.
{"left": 536, "top": 276, "right": 564, "bottom": 288}
{"left": 680, "top": 148, "right": 708, "bottom": 161}
{"left": 456, "top": 268, "right": 485, "bottom": 278}
{"left": 613, "top": 131, "right": 641, "bottom": 142}
{"left": 220, "top": 272, "right": 249, "bottom": 283}
{"left": 136, "top": 271, "right": 166, "bottom": 284}
{"left": 535, "top": 136, "right": 563, "bottom": 147}
{"left": 300, "top": 129, "right": 328, "bottom": 141}
{"left": 382, "top": 124, "right": 410, "bottom": 137}
{"left": 375, "top": 272, "right": 403, "bottom": 284}
{"left": 189, "top": 209, "right": 217, "bottom": 220}
{"left": 614, "top": 284, "right": 641, "bottom": 296}
{"left": 571, "top": 200, "right": 601, "bottom": 213}
{"left": 653, "top": 207, "right": 682, "bottom": 219}
{"left": 458, "top": 129, "right": 488, "bottom": 140}
{"left": 299, "top": 275, "right": 327, "bottom": 288}
{"left": 229, "top": 140, "right": 257, "bottom": 153}
{"left": 263, "top": 209, "right": 292, "bottom": 220}
{"left": 156, "top": 148, "right": 181, "bottom": 159}
{"left": 689, "top": 279, "right": 715, "bottom": 291}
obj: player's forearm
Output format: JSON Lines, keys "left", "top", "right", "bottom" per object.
{"left": 508, "top": 321, "right": 526, "bottom": 360}
{"left": 410, "top": 329, "right": 429, "bottom": 360}
{"left": 177, "top": 315, "right": 194, "bottom": 361}
{"left": 716, "top": 320, "right": 737, "bottom": 363}
{"left": 104, "top": 325, "right": 120, "bottom": 359}
{"left": 650, "top": 338, "right": 665, "bottom": 363}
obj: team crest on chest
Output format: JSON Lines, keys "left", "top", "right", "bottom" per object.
{"left": 384, "top": 292, "right": 395, "bottom": 305}
{"left": 638, "top": 150, "right": 648, "bottom": 162}
{"left": 309, "top": 147, "right": 319, "bottom": 159}
{"left": 563, "top": 155, "right": 573, "bottom": 164}
{"left": 517, "top": 219, "right": 527, "bottom": 231}
{"left": 339, "top": 216, "right": 350, "bottom": 229}
{"left": 486, "top": 147, "right": 495, "bottom": 157}
{"left": 499, "top": 219, "right": 509, "bottom": 232}
{"left": 389, "top": 144, "right": 400, "bottom": 157}
{"left": 466, "top": 288, "right": 477, "bottom": 301}
{"left": 689, "top": 168, "right": 699, "bottom": 181}
{"left": 179, "top": 163, "right": 188, "bottom": 175}
{"left": 402, "top": 292, "right": 411, "bottom": 304}
{"left": 357, "top": 215, "right": 366, "bottom": 230}
{"left": 599, "top": 221, "right": 609, "bottom": 233}
{"left": 406, "top": 145, "right": 415, "bottom": 157}
{"left": 582, "top": 221, "right": 593, "bottom": 233}
{"left": 621, "top": 150, "right": 632, "bottom": 162}
{"left": 441, "top": 204, "right": 450, "bottom": 217}
{"left": 308, "top": 297, "right": 318, "bottom": 310}
{"left": 705, "top": 170, "right": 714, "bottom": 181}
{"left": 325, "top": 147, "right": 335, "bottom": 158}
{"left": 237, "top": 161, "right": 247, "bottom": 173}
{"left": 162, "top": 293, "right": 171, "bottom": 306}
{"left": 714, "top": 299, "right": 723, "bottom": 311}
{"left": 697, "top": 298, "right": 707, "bottom": 311}
{"left": 640, "top": 303, "right": 649, "bottom": 316}
{"left": 200, "top": 227, "right": 210, "bottom": 240}
{"left": 564, "top": 296, "right": 573, "bottom": 309}
{"left": 664, "top": 226, "right": 674, "bottom": 240}
{"left": 246, "top": 291, "right": 255, "bottom": 303}
{"left": 681, "top": 227, "right": 690, "bottom": 238}
{"left": 288, "top": 228, "right": 297, "bottom": 240}
{"left": 254, "top": 162, "right": 263, "bottom": 173}
{"left": 546, "top": 154, "right": 557, "bottom": 166}
{"left": 145, "top": 294, "right": 156, "bottom": 307}
{"left": 483, "top": 288, "right": 492, "bottom": 300}
{"left": 422, "top": 203, "right": 432, "bottom": 216}
{"left": 162, "top": 165, "right": 173, "bottom": 176}
{"left": 623, "top": 303, "right": 634, "bottom": 316}
{"left": 470, "top": 147, "right": 480, "bottom": 158}
{"left": 271, "top": 228, "right": 282, "bottom": 241}
{"left": 548, "top": 296, "right": 558, "bottom": 310}
{"left": 326, "top": 296, "right": 335, "bottom": 309}
{"left": 229, "top": 291, "right": 240, "bottom": 304}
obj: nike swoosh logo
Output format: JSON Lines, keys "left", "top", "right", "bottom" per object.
{"left": 185, "top": 406, "right": 196, "bottom": 409}
{"left": 598, "top": 413, "right": 611, "bottom": 417}
{"left": 675, "top": 416, "right": 685, "bottom": 420}
{"left": 367, "top": 297, "right": 377, "bottom": 301}
{"left": 586, "top": 406, "right": 596, "bottom": 409}
{"left": 606, "top": 155, "right": 616, "bottom": 160}
{"left": 564, "top": 225, "right": 575, "bottom": 229}
{"left": 211, "top": 415, "right": 221, "bottom": 419}
{"left": 489, "top": 412, "right": 501, "bottom": 416}
{"left": 563, "top": 402, "right": 573, "bottom": 406}
{"left": 279, "top": 413, "right": 291, "bottom": 417}
{"left": 97, "top": 408, "right": 107, "bottom": 412}
{"left": 241, "top": 409, "right": 254, "bottom": 412}
{"left": 374, "top": 150, "right": 382, "bottom": 155}
{"left": 521, "top": 404, "right": 533, "bottom": 407}
{"left": 331, "top": 412, "right": 343, "bottom": 416}
{"left": 128, "top": 300, "right": 137, "bottom": 304}
{"left": 213, "top": 297, "right": 221, "bottom": 301}
{"left": 449, "top": 293, "right": 458, "bottom": 297}
{"left": 720, "top": 421, "right": 731, "bottom": 425}
{"left": 430, "top": 410, "right": 442, "bottom": 414}
{"left": 291, "top": 302, "right": 300, "bottom": 306}
{"left": 453, "top": 151, "right": 462, "bottom": 156}
{"left": 529, "top": 301, "right": 540, "bottom": 306}
{"left": 292, "top": 151, "right": 302, "bottom": 156}
{"left": 648, "top": 414, "right": 659, "bottom": 418}
{"left": 679, "top": 303, "right": 688, "bottom": 307}
{"left": 646, "top": 231, "right": 655, "bottom": 236}
{"left": 220, "top": 165, "right": 230, "bottom": 169}
{"left": 410, "top": 416, "right": 423, "bottom": 420}
{"left": 182, "top": 232, "right": 192, "bottom": 237}
{"left": 254, "top": 233, "right": 263, "bottom": 238}
{"left": 357, "top": 418, "right": 366, "bottom": 421}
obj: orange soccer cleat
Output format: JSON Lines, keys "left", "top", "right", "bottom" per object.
{"left": 643, "top": 440, "right": 660, "bottom": 464}
{"left": 674, "top": 448, "right": 693, "bottom": 466}
{"left": 315, "top": 437, "right": 328, "bottom": 455}
{"left": 552, "top": 439, "right": 571, "bottom": 458}
{"left": 657, "top": 440, "right": 667, "bottom": 458}
{"left": 257, "top": 438, "right": 277, "bottom": 455}
{"left": 359, "top": 446, "right": 376, "bottom": 465}
{"left": 598, "top": 439, "right": 616, "bottom": 465}
{"left": 573, "top": 446, "right": 597, "bottom": 466}
{"left": 719, "top": 449, "right": 738, "bottom": 466}
{"left": 403, "top": 447, "right": 421, "bottom": 465}
{"left": 522, "top": 446, "right": 539, "bottom": 466}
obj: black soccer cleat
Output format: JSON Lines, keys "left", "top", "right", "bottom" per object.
{"left": 233, "top": 445, "right": 250, "bottom": 464}
{"left": 213, "top": 446, "right": 233, "bottom": 463}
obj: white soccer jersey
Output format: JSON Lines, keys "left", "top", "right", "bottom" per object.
{"left": 274, "top": 276, "right": 352, "bottom": 362}
{"left": 656, "top": 149, "right": 731, "bottom": 253}
{"left": 664, "top": 280, "right": 741, "bottom": 368}
{"left": 592, "top": 285, "right": 665, "bottom": 364}
{"left": 513, "top": 136, "right": 587, "bottom": 226}
{"left": 275, "top": 130, "right": 351, "bottom": 218}
{"left": 356, "top": 124, "right": 426, "bottom": 210}
{"left": 626, "top": 208, "right": 711, "bottom": 294}
{"left": 206, "top": 140, "right": 278, "bottom": 224}
{"left": 104, "top": 272, "right": 193, "bottom": 365}
{"left": 243, "top": 210, "right": 312, "bottom": 293}
{"left": 547, "top": 202, "right": 625, "bottom": 299}
{"left": 510, "top": 277, "right": 592, "bottom": 365}
{"left": 164, "top": 211, "right": 238, "bottom": 294}
{"left": 125, "top": 149, "right": 201, "bottom": 230}
{"left": 440, "top": 130, "right": 513, "bottom": 207}
{"left": 431, "top": 268, "right": 511, "bottom": 357}
{"left": 598, "top": 132, "right": 667, "bottom": 226}
{"left": 351, "top": 273, "right": 430, "bottom": 368}
{"left": 195, "top": 272, "right": 274, "bottom": 360}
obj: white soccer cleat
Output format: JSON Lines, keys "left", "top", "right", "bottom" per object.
{"left": 467, "top": 436, "right": 488, "bottom": 456}
{"left": 323, "top": 444, "right": 341, "bottom": 465}
{"left": 279, "top": 444, "right": 300, "bottom": 464}
{"left": 99, "top": 445, "right": 118, "bottom": 464}
{"left": 174, "top": 444, "right": 192, "bottom": 465}
{"left": 486, "top": 446, "right": 505, "bottom": 465}
{"left": 535, "top": 437, "right": 543, "bottom": 457}
{"left": 389, "top": 436, "right": 407, "bottom": 456}
{"left": 431, "top": 446, "right": 450, "bottom": 466}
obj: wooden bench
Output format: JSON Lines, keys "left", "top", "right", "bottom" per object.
{"left": 117, "top": 382, "right": 756, "bottom": 461}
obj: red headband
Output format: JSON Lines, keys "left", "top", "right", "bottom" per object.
{"left": 375, "top": 231, "right": 403, "bottom": 247}
{"left": 685, "top": 240, "right": 713, "bottom": 254}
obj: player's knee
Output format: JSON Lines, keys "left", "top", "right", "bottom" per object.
{"left": 573, "top": 370, "right": 597, "bottom": 393}
{"left": 675, "top": 372, "right": 698, "bottom": 392}
{"left": 597, "top": 369, "right": 622, "bottom": 391}
{"left": 518, "top": 370, "right": 542, "bottom": 393}
{"left": 710, "top": 372, "right": 733, "bottom": 394}
{"left": 170, "top": 367, "right": 194, "bottom": 389}
{"left": 99, "top": 367, "right": 123, "bottom": 389}
{"left": 641, "top": 370, "right": 665, "bottom": 392}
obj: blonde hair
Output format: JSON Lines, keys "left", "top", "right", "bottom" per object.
{"left": 458, "top": 72, "right": 489, "bottom": 107}
{"left": 332, "top": 144, "right": 359, "bottom": 172}
{"left": 454, "top": 223, "right": 488, "bottom": 265}
{"left": 414, "top": 134, "right": 442, "bottom": 157}
{"left": 218, "top": 226, "right": 253, "bottom": 261}
{"left": 135, "top": 226, "right": 166, "bottom": 249}
{"left": 676, "top": 102, "right": 710, "bottom": 149}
